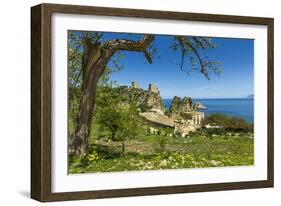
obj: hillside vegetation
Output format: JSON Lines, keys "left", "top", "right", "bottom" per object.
{"left": 68, "top": 86, "right": 254, "bottom": 173}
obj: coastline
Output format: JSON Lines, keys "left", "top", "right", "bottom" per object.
{"left": 163, "top": 98, "right": 254, "bottom": 123}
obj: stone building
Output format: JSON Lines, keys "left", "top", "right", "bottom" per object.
{"left": 148, "top": 83, "right": 159, "bottom": 94}
{"left": 131, "top": 81, "right": 139, "bottom": 89}
{"left": 191, "top": 112, "right": 205, "bottom": 125}
{"left": 123, "top": 82, "right": 206, "bottom": 136}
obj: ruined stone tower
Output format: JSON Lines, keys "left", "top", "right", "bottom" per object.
{"left": 148, "top": 84, "right": 159, "bottom": 94}
{"left": 131, "top": 81, "right": 139, "bottom": 89}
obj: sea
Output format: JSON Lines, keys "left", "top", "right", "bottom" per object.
{"left": 163, "top": 98, "right": 254, "bottom": 123}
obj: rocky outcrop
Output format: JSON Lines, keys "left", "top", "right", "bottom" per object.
{"left": 113, "top": 82, "right": 205, "bottom": 136}
{"left": 169, "top": 96, "right": 181, "bottom": 116}
{"left": 145, "top": 84, "right": 166, "bottom": 114}
{"left": 182, "top": 97, "right": 193, "bottom": 112}
{"left": 169, "top": 96, "right": 193, "bottom": 116}
{"left": 193, "top": 102, "right": 207, "bottom": 109}
{"left": 113, "top": 83, "right": 165, "bottom": 114}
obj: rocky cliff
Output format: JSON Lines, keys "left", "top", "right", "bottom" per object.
{"left": 145, "top": 84, "right": 166, "bottom": 114}
{"left": 112, "top": 83, "right": 165, "bottom": 114}
{"left": 112, "top": 82, "right": 202, "bottom": 121}
{"left": 112, "top": 82, "right": 205, "bottom": 135}
{"left": 169, "top": 96, "right": 193, "bottom": 116}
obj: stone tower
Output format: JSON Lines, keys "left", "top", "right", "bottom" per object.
{"left": 148, "top": 84, "right": 159, "bottom": 94}
{"left": 145, "top": 83, "right": 166, "bottom": 114}
{"left": 131, "top": 81, "right": 139, "bottom": 89}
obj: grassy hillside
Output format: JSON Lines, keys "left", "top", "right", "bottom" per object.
{"left": 69, "top": 130, "right": 254, "bottom": 173}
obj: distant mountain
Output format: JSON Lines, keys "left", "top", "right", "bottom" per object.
{"left": 247, "top": 94, "right": 254, "bottom": 99}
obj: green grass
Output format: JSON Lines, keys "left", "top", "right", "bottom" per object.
{"left": 68, "top": 133, "right": 254, "bottom": 174}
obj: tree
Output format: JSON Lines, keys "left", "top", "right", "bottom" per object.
{"left": 115, "top": 105, "right": 139, "bottom": 156}
{"left": 68, "top": 31, "right": 221, "bottom": 156}
{"left": 98, "top": 101, "right": 139, "bottom": 156}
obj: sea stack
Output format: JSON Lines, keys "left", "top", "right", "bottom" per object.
{"left": 193, "top": 102, "right": 207, "bottom": 109}
{"left": 169, "top": 96, "right": 193, "bottom": 116}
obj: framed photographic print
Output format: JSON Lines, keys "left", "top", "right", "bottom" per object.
{"left": 31, "top": 3, "right": 274, "bottom": 202}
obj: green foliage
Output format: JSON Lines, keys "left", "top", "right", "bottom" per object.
{"left": 205, "top": 128, "right": 226, "bottom": 136}
{"left": 153, "top": 136, "right": 168, "bottom": 153}
{"left": 67, "top": 31, "right": 124, "bottom": 138}
{"left": 94, "top": 85, "right": 141, "bottom": 155}
{"left": 68, "top": 31, "right": 83, "bottom": 90}
{"left": 68, "top": 149, "right": 104, "bottom": 170}
{"left": 69, "top": 133, "right": 254, "bottom": 173}
{"left": 115, "top": 106, "right": 139, "bottom": 141}
{"left": 203, "top": 113, "right": 253, "bottom": 132}
{"left": 68, "top": 32, "right": 83, "bottom": 129}
{"left": 87, "top": 150, "right": 104, "bottom": 163}
{"left": 68, "top": 154, "right": 89, "bottom": 169}
{"left": 97, "top": 90, "right": 139, "bottom": 139}
{"left": 97, "top": 106, "right": 121, "bottom": 139}
{"left": 66, "top": 31, "right": 254, "bottom": 174}
{"left": 67, "top": 31, "right": 223, "bottom": 157}
{"left": 229, "top": 139, "right": 243, "bottom": 155}
{"left": 139, "top": 103, "right": 149, "bottom": 113}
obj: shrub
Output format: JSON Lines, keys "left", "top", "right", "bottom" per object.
{"left": 203, "top": 113, "right": 253, "bottom": 132}
{"left": 153, "top": 137, "right": 168, "bottom": 153}
{"left": 205, "top": 128, "right": 226, "bottom": 136}
{"left": 69, "top": 154, "right": 89, "bottom": 168}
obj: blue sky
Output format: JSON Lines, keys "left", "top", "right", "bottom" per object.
{"left": 105, "top": 33, "right": 254, "bottom": 99}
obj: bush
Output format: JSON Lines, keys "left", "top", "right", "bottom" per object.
{"left": 153, "top": 137, "right": 168, "bottom": 153}
{"left": 206, "top": 128, "right": 226, "bottom": 136}
{"left": 69, "top": 154, "right": 89, "bottom": 168}
{"left": 203, "top": 113, "right": 253, "bottom": 132}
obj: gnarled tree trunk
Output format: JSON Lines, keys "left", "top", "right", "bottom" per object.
{"left": 69, "top": 35, "right": 154, "bottom": 156}
{"left": 69, "top": 72, "right": 99, "bottom": 156}
{"left": 69, "top": 42, "right": 110, "bottom": 156}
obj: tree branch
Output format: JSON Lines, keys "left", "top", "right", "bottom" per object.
{"left": 107, "top": 34, "right": 155, "bottom": 63}
{"left": 177, "top": 37, "right": 210, "bottom": 80}
{"left": 108, "top": 34, "right": 154, "bottom": 51}
{"left": 93, "top": 33, "right": 103, "bottom": 45}
{"left": 185, "top": 41, "right": 209, "bottom": 79}
{"left": 73, "top": 70, "right": 82, "bottom": 87}
{"left": 69, "top": 43, "right": 82, "bottom": 62}
{"left": 192, "top": 37, "right": 205, "bottom": 49}
{"left": 177, "top": 38, "right": 187, "bottom": 71}
{"left": 143, "top": 50, "right": 153, "bottom": 64}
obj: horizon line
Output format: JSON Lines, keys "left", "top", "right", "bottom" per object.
{"left": 112, "top": 83, "right": 253, "bottom": 100}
